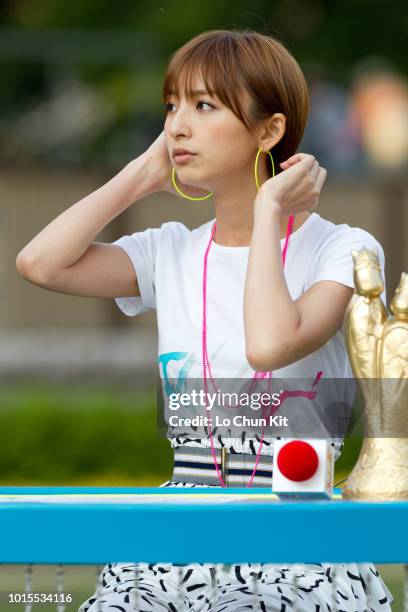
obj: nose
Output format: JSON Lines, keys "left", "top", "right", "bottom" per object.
{"left": 167, "top": 101, "right": 193, "bottom": 139}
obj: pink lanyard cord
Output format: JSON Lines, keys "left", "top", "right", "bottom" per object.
{"left": 202, "top": 214, "right": 296, "bottom": 487}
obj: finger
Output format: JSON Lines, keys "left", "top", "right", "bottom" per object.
{"left": 281, "top": 157, "right": 316, "bottom": 178}
{"left": 280, "top": 156, "right": 305, "bottom": 171}
{"left": 286, "top": 152, "right": 316, "bottom": 167}
{"left": 298, "top": 154, "right": 318, "bottom": 172}
{"left": 315, "top": 166, "right": 327, "bottom": 191}
{"left": 280, "top": 160, "right": 300, "bottom": 170}
{"left": 309, "top": 159, "right": 320, "bottom": 183}
{"left": 280, "top": 153, "right": 302, "bottom": 167}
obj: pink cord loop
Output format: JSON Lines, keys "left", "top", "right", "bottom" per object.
{"left": 202, "top": 215, "right": 295, "bottom": 487}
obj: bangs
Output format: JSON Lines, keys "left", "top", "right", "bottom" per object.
{"left": 162, "top": 33, "right": 251, "bottom": 129}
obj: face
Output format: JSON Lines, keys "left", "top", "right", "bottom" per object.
{"left": 164, "top": 75, "right": 259, "bottom": 192}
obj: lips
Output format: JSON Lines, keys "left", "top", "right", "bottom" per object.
{"left": 173, "top": 151, "right": 196, "bottom": 164}
{"left": 173, "top": 148, "right": 196, "bottom": 158}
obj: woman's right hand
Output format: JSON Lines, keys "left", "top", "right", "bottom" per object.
{"left": 142, "top": 130, "right": 212, "bottom": 199}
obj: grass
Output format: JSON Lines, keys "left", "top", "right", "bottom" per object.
{"left": 0, "top": 380, "right": 360, "bottom": 486}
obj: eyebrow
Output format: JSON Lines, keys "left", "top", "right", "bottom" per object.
{"left": 167, "top": 89, "right": 214, "bottom": 97}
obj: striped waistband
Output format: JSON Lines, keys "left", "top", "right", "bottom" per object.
{"left": 171, "top": 446, "right": 273, "bottom": 488}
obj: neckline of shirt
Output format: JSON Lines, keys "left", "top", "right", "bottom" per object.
{"left": 207, "top": 212, "right": 320, "bottom": 252}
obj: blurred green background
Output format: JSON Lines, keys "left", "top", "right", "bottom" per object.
{"left": 0, "top": 380, "right": 361, "bottom": 486}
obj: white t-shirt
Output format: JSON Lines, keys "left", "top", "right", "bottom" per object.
{"left": 113, "top": 213, "right": 386, "bottom": 459}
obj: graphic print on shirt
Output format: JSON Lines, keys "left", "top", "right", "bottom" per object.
{"left": 157, "top": 351, "right": 195, "bottom": 396}
{"left": 158, "top": 341, "right": 231, "bottom": 396}
{"left": 158, "top": 347, "right": 324, "bottom": 398}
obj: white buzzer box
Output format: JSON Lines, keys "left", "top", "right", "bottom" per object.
{"left": 272, "top": 438, "right": 334, "bottom": 500}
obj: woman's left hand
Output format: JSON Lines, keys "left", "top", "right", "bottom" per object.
{"left": 255, "top": 152, "right": 327, "bottom": 216}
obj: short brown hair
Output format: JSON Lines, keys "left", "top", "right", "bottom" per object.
{"left": 162, "top": 29, "right": 309, "bottom": 173}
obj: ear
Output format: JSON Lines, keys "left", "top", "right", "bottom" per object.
{"left": 258, "top": 113, "right": 286, "bottom": 151}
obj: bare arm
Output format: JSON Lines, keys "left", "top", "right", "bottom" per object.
{"left": 16, "top": 153, "right": 155, "bottom": 298}
{"left": 244, "top": 198, "right": 353, "bottom": 372}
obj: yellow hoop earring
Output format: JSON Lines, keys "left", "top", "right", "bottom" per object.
{"left": 254, "top": 148, "right": 275, "bottom": 190}
{"left": 171, "top": 167, "right": 213, "bottom": 201}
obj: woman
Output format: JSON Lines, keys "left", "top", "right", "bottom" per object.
{"left": 16, "top": 29, "right": 393, "bottom": 612}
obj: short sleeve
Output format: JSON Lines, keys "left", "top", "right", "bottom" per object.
{"left": 112, "top": 226, "right": 161, "bottom": 317}
{"left": 311, "top": 227, "right": 387, "bottom": 306}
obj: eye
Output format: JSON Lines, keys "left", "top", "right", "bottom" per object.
{"left": 164, "top": 100, "right": 215, "bottom": 113}
{"left": 197, "top": 100, "right": 214, "bottom": 110}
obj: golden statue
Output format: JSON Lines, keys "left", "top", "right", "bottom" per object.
{"left": 342, "top": 247, "right": 408, "bottom": 499}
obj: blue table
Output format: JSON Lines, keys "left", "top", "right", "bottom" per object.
{"left": 0, "top": 486, "right": 407, "bottom": 565}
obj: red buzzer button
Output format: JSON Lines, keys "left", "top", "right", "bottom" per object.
{"left": 277, "top": 440, "right": 319, "bottom": 482}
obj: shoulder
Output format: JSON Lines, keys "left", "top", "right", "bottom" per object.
{"left": 114, "top": 218, "right": 214, "bottom": 256}
{"left": 306, "top": 214, "right": 386, "bottom": 303}
{"left": 155, "top": 219, "right": 213, "bottom": 241}
{"left": 310, "top": 214, "right": 384, "bottom": 262}
{"left": 132, "top": 220, "right": 192, "bottom": 252}
{"left": 144, "top": 219, "right": 214, "bottom": 257}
